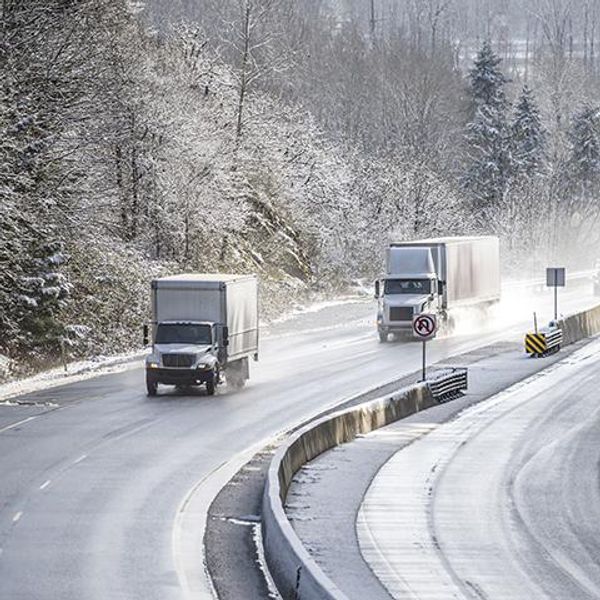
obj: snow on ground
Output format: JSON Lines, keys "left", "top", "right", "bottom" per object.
{"left": 0, "top": 289, "right": 371, "bottom": 403}
{"left": 0, "top": 350, "right": 148, "bottom": 404}
{"left": 284, "top": 337, "right": 598, "bottom": 600}
{"left": 264, "top": 282, "right": 371, "bottom": 327}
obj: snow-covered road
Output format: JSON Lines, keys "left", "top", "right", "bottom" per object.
{"left": 359, "top": 336, "right": 600, "bottom": 600}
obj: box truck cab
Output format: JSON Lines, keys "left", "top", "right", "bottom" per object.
{"left": 144, "top": 274, "right": 259, "bottom": 396}
{"left": 375, "top": 237, "right": 500, "bottom": 342}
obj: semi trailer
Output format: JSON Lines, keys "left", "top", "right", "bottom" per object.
{"left": 375, "top": 236, "right": 501, "bottom": 342}
{"left": 144, "top": 274, "right": 259, "bottom": 395}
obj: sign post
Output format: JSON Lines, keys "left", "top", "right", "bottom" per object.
{"left": 413, "top": 314, "right": 438, "bottom": 381}
{"left": 546, "top": 267, "right": 566, "bottom": 321}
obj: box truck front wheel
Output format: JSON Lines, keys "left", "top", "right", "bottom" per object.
{"left": 206, "top": 368, "right": 219, "bottom": 396}
{"left": 146, "top": 375, "right": 158, "bottom": 396}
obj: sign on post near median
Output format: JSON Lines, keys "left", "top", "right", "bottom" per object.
{"left": 413, "top": 314, "right": 438, "bottom": 340}
{"left": 413, "top": 314, "right": 438, "bottom": 382}
{"left": 546, "top": 267, "right": 566, "bottom": 288}
{"left": 546, "top": 267, "right": 566, "bottom": 321}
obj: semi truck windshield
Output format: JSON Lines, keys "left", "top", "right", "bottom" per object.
{"left": 156, "top": 323, "right": 212, "bottom": 345}
{"left": 384, "top": 279, "right": 431, "bottom": 294}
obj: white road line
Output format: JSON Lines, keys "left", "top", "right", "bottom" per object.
{"left": 39, "top": 480, "right": 51, "bottom": 490}
{"left": 72, "top": 454, "right": 87, "bottom": 465}
{"left": 12, "top": 512, "right": 23, "bottom": 524}
{"left": 0, "top": 416, "right": 38, "bottom": 434}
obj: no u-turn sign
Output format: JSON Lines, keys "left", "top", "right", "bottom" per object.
{"left": 413, "top": 314, "right": 438, "bottom": 340}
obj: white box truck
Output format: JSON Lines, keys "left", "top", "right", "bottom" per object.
{"left": 144, "top": 274, "right": 259, "bottom": 395}
{"left": 375, "top": 237, "right": 501, "bottom": 341}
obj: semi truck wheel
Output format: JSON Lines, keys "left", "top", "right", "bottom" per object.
{"left": 146, "top": 376, "right": 158, "bottom": 396}
{"left": 378, "top": 330, "right": 388, "bottom": 343}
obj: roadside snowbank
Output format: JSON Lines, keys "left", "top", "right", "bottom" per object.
{"left": 0, "top": 350, "right": 147, "bottom": 404}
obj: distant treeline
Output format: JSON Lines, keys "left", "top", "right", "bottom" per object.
{"left": 2, "top": 0, "right": 600, "bottom": 375}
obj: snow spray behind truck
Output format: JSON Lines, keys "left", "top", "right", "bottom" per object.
{"left": 375, "top": 237, "right": 501, "bottom": 342}
{"left": 144, "top": 274, "right": 259, "bottom": 395}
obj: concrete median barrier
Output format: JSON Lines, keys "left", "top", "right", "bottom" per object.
{"left": 560, "top": 304, "right": 600, "bottom": 345}
{"left": 262, "top": 383, "right": 435, "bottom": 600}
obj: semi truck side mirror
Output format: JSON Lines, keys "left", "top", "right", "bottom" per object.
{"left": 143, "top": 324, "right": 149, "bottom": 347}
{"left": 222, "top": 326, "right": 229, "bottom": 347}
{"left": 374, "top": 280, "right": 380, "bottom": 299}
{"left": 437, "top": 281, "right": 444, "bottom": 295}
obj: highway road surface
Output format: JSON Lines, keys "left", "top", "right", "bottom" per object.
{"left": 0, "top": 281, "right": 596, "bottom": 600}
{"left": 359, "top": 336, "right": 600, "bottom": 600}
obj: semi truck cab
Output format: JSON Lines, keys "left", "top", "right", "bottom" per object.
{"left": 376, "top": 237, "right": 500, "bottom": 342}
{"left": 376, "top": 247, "right": 441, "bottom": 342}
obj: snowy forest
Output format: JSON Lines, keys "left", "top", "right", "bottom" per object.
{"left": 3, "top": 0, "right": 600, "bottom": 375}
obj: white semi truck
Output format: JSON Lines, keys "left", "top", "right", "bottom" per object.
{"left": 144, "top": 274, "right": 259, "bottom": 396}
{"left": 375, "top": 236, "right": 501, "bottom": 342}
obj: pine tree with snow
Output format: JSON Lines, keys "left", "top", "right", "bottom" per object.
{"left": 512, "top": 86, "right": 547, "bottom": 178}
{"left": 468, "top": 41, "right": 508, "bottom": 113}
{"left": 16, "top": 238, "right": 71, "bottom": 356}
{"left": 462, "top": 41, "right": 511, "bottom": 220}
{"left": 566, "top": 105, "right": 600, "bottom": 186}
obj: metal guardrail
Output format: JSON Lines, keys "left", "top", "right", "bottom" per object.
{"left": 427, "top": 368, "right": 468, "bottom": 401}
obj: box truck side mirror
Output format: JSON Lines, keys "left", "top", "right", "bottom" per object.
{"left": 143, "top": 324, "right": 149, "bottom": 347}
{"left": 222, "top": 326, "right": 229, "bottom": 347}
{"left": 374, "top": 280, "right": 380, "bottom": 299}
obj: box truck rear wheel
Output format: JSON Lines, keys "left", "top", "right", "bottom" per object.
{"left": 227, "top": 358, "right": 249, "bottom": 389}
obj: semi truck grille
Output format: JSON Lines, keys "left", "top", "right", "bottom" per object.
{"left": 389, "top": 307, "right": 413, "bottom": 321}
{"left": 162, "top": 353, "right": 195, "bottom": 368}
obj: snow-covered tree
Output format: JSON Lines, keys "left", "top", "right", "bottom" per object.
{"left": 566, "top": 105, "right": 600, "bottom": 187}
{"left": 462, "top": 42, "right": 511, "bottom": 223}
{"left": 512, "top": 86, "right": 547, "bottom": 178}
{"left": 468, "top": 41, "right": 508, "bottom": 113}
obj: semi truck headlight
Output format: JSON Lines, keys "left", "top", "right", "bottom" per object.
{"left": 197, "top": 362, "right": 210, "bottom": 370}
{"left": 147, "top": 362, "right": 159, "bottom": 369}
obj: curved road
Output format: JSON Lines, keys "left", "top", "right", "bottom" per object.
{"left": 359, "top": 336, "right": 600, "bottom": 599}
{"left": 0, "top": 283, "right": 596, "bottom": 599}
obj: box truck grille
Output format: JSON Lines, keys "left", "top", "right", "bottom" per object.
{"left": 162, "top": 354, "right": 195, "bottom": 368}
{"left": 389, "top": 307, "right": 413, "bottom": 321}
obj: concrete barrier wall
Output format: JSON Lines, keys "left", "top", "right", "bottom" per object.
{"left": 262, "top": 384, "right": 435, "bottom": 600}
{"left": 560, "top": 304, "right": 600, "bottom": 345}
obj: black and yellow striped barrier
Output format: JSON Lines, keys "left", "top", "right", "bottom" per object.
{"left": 525, "top": 328, "right": 563, "bottom": 357}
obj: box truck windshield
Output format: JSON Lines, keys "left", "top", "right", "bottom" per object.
{"left": 155, "top": 323, "right": 212, "bottom": 345}
{"left": 384, "top": 279, "right": 432, "bottom": 295}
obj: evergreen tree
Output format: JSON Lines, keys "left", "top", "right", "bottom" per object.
{"left": 462, "top": 41, "right": 511, "bottom": 219}
{"left": 469, "top": 41, "right": 508, "bottom": 113}
{"left": 566, "top": 105, "right": 600, "bottom": 187}
{"left": 512, "top": 86, "right": 547, "bottom": 178}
